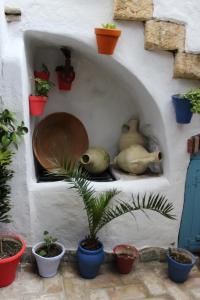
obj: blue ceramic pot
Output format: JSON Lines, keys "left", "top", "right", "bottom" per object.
{"left": 76, "top": 240, "right": 104, "bottom": 279}
{"left": 167, "top": 248, "right": 196, "bottom": 283}
{"left": 172, "top": 95, "right": 193, "bottom": 124}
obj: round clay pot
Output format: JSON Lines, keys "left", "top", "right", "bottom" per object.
{"left": 0, "top": 234, "right": 26, "bottom": 287}
{"left": 95, "top": 28, "right": 121, "bottom": 55}
{"left": 56, "top": 71, "right": 75, "bottom": 91}
{"left": 80, "top": 147, "right": 110, "bottom": 174}
{"left": 113, "top": 244, "right": 139, "bottom": 274}
{"left": 29, "top": 95, "right": 47, "bottom": 116}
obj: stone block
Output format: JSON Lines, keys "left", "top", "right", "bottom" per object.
{"left": 174, "top": 52, "right": 200, "bottom": 80}
{"left": 114, "top": 0, "right": 153, "bottom": 21}
{"left": 145, "top": 20, "right": 185, "bottom": 51}
{"left": 5, "top": 6, "right": 21, "bottom": 22}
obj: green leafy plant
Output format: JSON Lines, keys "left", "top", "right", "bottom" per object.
{"left": 181, "top": 88, "right": 200, "bottom": 113}
{"left": 102, "top": 23, "right": 117, "bottom": 29}
{"left": 0, "top": 109, "right": 28, "bottom": 224}
{"left": 37, "top": 231, "right": 58, "bottom": 257}
{"left": 55, "top": 47, "right": 75, "bottom": 82}
{"left": 51, "top": 162, "right": 175, "bottom": 250}
{"left": 35, "top": 78, "right": 54, "bottom": 97}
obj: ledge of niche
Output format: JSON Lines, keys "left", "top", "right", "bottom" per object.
{"left": 28, "top": 175, "right": 170, "bottom": 194}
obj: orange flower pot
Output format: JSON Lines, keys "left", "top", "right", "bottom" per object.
{"left": 95, "top": 28, "right": 121, "bottom": 55}
{"left": 29, "top": 95, "right": 47, "bottom": 116}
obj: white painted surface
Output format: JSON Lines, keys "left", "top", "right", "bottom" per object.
{"left": 1, "top": 0, "right": 200, "bottom": 250}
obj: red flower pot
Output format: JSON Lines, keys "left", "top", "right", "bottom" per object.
{"left": 56, "top": 71, "right": 75, "bottom": 91}
{"left": 113, "top": 244, "right": 139, "bottom": 274}
{"left": 0, "top": 234, "right": 26, "bottom": 287}
{"left": 29, "top": 96, "right": 47, "bottom": 116}
{"left": 95, "top": 28, "right": 121, "bottom": 55}
{"left": 34, "top": 71, "right": 50, "bottom": 80}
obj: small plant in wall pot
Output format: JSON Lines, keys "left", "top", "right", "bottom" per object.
{"left": 51, "top": 161, "right": 175, "bottom": 279}
{"left": 172, "top": 88, "right": 200, "bottom": 124}
{"left": 29, "top": 78, "right": 54, "bottom": 117}
{"left": 34, "top": 64, "right": 50, "bottom": 80}
{"left": 95, "top": 23, "right": 121, "bottom": 55}
{"left": 0, "top": 109, "right": 28, "bottom": 287}
{"left": 32, "top": 231, "right": 65, "bottom": 278}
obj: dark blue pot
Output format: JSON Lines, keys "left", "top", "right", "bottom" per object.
{"left": 167, "top": 248, "right": 196, "bottom": 283}
{"left": 172, "top": 95, "right": 193, "bottom": 124}
{"left": 76, "top": 240, "right": 105, "bottom": 279}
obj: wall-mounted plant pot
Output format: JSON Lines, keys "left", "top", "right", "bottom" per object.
{"left": 95, "top": 28, "right": 121, "bottom": 55}
{"left": 0, "top": 234, "right": 26, "bottom": 287}
{"left": 32, "top": 242, "right": 65, "bottom": 278}
{"left": 167, "top": 248, "right": 196, "bottom": 283}
{"left": 172, "top": 95, "right": 193, "bottom": 124}
{"left": 76, "top": 239, "right": 105, "bottom": 279}
{"left": 29, "top": 96, "right": 47, "bottom": 116}
{"left": 34, "top": 71, "right": 50, "bottom": 81}
{"left": 56, "top": 71, "right": 75, "bottom": 91}
{"left": 113, "top": 244, "right": 139, "bottom": 274}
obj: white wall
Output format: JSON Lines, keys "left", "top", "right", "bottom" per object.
{"left": 1, "top": 0, "right": 200, "bottom": 250}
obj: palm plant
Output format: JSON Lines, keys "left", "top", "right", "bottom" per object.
{"left": 52, "top": 161, "right": 175, "bottom": 250}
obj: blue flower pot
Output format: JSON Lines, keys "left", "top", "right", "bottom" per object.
{"left": 76, "top": 240, "right": 104, "bottom": 279}
{"left": 167, "top": 248, "right": 196, "bottom": 283}
{"left": 172, "top": 95, "right": 193, "bottom": 124}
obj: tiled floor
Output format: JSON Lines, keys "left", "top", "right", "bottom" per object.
{"left": 0, "top": 261, "right": 200, "bottom": 300}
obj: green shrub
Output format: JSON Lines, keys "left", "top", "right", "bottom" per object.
{"left": 182, "top": 88, "right": 200, "bottom": 113}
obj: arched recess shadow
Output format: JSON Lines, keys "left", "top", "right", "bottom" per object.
{"left": 24, "top": 30, "right": 169, "bottom": 177}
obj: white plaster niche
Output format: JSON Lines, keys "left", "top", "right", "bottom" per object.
{"left": 25, "top": 31, "right": 169, "bottom": 193}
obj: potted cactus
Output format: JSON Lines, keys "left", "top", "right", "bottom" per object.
{"left": 32, "top": 231, "right": 65, "bottom": 278}
{"left": 51, "top": 162, "right": 175, "bottom": 279}
{"left": 55, "top": 47, "right": 75, "bottom": 91}
{"left": 29, "top": 78, "right": 54, "bottom": 116}
{"left": 95, "top": 23, "right": 121, "bottom": 55}
{"left": 0, "top": 109, "right": 27, "bottom": 287}
{"left": 34, "top": 64, "right": 50, "bottom": 80}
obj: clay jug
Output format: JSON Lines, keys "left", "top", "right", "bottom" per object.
{"left": 114, "top": 145, "right": 162, "bottom": 175}
{"left": 80, "top": 147, "right": 110, "bottom": 174}
{"left": 119, "top": 119, "right": 146, "bottom": 151}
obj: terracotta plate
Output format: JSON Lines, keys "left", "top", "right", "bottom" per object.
{"left": 33, "top": 112, "right": 89, "bottom": 170}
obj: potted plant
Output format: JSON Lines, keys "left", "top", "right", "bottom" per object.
{"left": 32, "top": 231, "right": 65, "bottom": 278}
{"left": 29, "top": 78, "right": 54, "bottom": 116}
{"left": 172, "top": 88, "right": 200, "bottom": 124}
{"left": 167, "top": 248, "right": 196, "bottom": 283}
{"left": 55, "top": 47, "right": 75, "bottom": 91}
{"left": 95, "top": 23, "right": 121, "bottom": 55}
{"left": 0, "top": 109, "right": 28, "bottom": 287}
{"left": 113, "top": 244, "right": 139, "bottom": 274}
{"left": 34, "top": 64, "right": 50, "bottom": 80}
{"left": 52, "top": 162, "right": 175, "bottom": 279}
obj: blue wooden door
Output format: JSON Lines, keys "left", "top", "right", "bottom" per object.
{"left": 179, "top": 151, "right": 200, "bottom": 251}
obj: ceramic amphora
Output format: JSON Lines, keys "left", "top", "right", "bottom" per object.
{"left": 119, "top": 119, "right": 146, "bottom": 151}
{"left": 80, "top": 147, "right": 110, "bottom": 174}
{"left": 114, "top": 144, "right": 162, "bottom": 175}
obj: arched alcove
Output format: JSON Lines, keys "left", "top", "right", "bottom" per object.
{"left": 24, "top": 30, "right": 168, "bottom": 185}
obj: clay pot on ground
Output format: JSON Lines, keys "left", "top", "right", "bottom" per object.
{"left": 113, "top": 245, "right": 139, "bottom": 274}
{"left": 0, "top": 234, "right": 26, "bottom": 287}
{"left": 114, "top": 144, "right": 162, "bottom": 175}
{"left": 119, "top": 119, "right": 146, "bottom": 151}
{"left": 80, "top": 147, "right": 110, "bottom": 174}
{"left": 29, "top": 95, "right": 47, "bottom": 116}
{"left": 95, "top": 28, "right": 121, "bottom": 55}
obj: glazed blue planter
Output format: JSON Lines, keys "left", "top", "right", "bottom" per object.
{"left": 76, "top": 240, "right": 104, "bottom": 279}
{"left": 172, "top": 95, "right": 193, "bottom": 124}
{"left": 167, "top": 248, "right": 196, "bottom": 283}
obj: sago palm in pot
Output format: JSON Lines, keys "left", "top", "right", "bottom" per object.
{"left": 52, "top": 161, "right": 175, "bottom": 279}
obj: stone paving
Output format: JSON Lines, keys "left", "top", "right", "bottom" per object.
{"left": 0, "top": 261, "right": 200, "bottom": 300}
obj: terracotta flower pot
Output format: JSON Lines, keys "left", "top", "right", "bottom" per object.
{"left": 0, "top": 234, "right": 26, "bottom": 287}
{"left": 95, "top": 28, "right": 121, "bottom": 55}
{"left": 29, "top": 95, "right": 47, "bottom": 116}
{"left": 56, "top": 71, "right": 75, "bottom": 91}
{"left": 34, "top": 71, "right": 50, "bottom": 81}
{"left": 113, "top": 244, "right": 139, "bottom": 274}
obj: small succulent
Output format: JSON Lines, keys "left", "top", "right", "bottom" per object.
{"left": 102, "top": 23, "right": 117, "bottom": 29}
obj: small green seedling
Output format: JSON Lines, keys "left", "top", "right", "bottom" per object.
{"left": 38, "top": 231, "right": 57, "bottom": 257}
{"left": 35, "top": 78, "right": 54, "bottom": 97}
{"left": 102, "top": 23, "right": 116, "bottom": 29}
